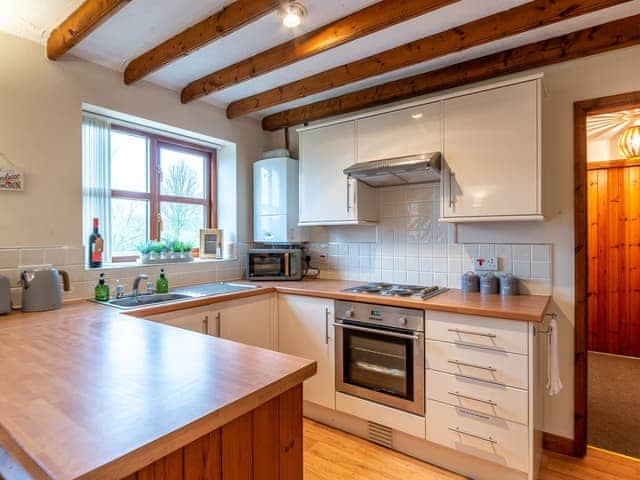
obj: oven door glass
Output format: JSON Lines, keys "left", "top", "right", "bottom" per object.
{"left": 248, "top": 253, "right": 283, "bottom": 277}
{"left": 343, "top": 327, "right": 413, "bottom": 400}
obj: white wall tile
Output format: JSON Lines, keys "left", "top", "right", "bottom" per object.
{"left": 531, "top": 244, "right": 552, "bottom": 262}
{"left": 0, "top": 250, "right": 20, "bottom": 269}
{"left": 20, "top": 249, "right": 45, "bottom": 266}
{"left": 309, "top": 186, "right": 553, "bottom": 292}
{"left": 512, "top": 244, "right": 531, "bottom": 262}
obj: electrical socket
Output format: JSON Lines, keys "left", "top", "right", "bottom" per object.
{"left": 472, "top": 256, "right": 498, "bottom": 271}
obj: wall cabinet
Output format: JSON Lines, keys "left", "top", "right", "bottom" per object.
{"left": 440, "top": 78, "right": 542, "bottom": 222}
{"left": 298, "top": 121, "right": 377, "bottom": 225}
{"left": 356, "top": 103, "right": 442, "bottom": 163}
{"left": 278, "top": 294, "right": 335, "bottom": 409}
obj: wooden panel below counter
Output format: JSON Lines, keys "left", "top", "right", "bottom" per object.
{"left": 125, "top": 385, "right": 302, "bottom": 480}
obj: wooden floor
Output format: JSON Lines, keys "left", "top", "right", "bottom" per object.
{"left": 303, "top": 419, "right": 640, "bottom": 480}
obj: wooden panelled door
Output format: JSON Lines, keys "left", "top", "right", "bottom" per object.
{"left": 587, "top": 163, "right": 640, "bottom": 357}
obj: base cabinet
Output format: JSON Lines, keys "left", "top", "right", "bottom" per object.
{"left": 144, "top": 306, "right": 210, "bottom": 334}
{"left": 278, "top": 294, "right": 335, "bottom": 410}
{"left": 212, "top": 295, "right": 277, "bottom": 350}
{"left": 144, "top": 294, "right": 277, "bottom": 351}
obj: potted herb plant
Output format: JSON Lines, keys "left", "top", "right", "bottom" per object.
{"left": 182, "top": 241, "right": 193, "bottom": 261}
{"left": 170, "top": 240, "right": 183, "bottom": 260}
{"left": 137, "top": 242, "right": 152, "bottom": 264}
{"left": 149, "top": 241, "right": 165, "bottom": 262}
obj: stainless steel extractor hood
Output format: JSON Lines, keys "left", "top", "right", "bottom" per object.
{"left": 343, "top": 152, "right": 441, "bottom": 187}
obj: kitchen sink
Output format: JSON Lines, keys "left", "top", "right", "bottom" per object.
{"left": 94, "top": 282, "right": 260, "bottom": 310}
{"left": 99, "top": 293, "right": 193, "bottom": 309}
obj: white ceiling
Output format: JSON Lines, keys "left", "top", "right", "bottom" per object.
{"left": 2, "top": 0, "right": 640, "bottom": 120}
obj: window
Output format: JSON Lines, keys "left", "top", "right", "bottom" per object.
{"left": 88, "top": 123, "right": 216, "bottom": 262}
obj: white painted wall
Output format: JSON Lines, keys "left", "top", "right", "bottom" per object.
{"left": 0, "top": 31, "right": 264, "bottom": 248}
{"left": 267, "top": 45, "right": 640, "bottom": 439}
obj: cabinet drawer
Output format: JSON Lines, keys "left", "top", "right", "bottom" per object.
{"left": 426, "top": 340, "right": 528, "bottom": 389}
{"left": 427, "top": 399, "right": 529, "bottom": 473}
{"left": 428, "top": 311, "right": 528, "bottom": 355}
{"left": 426, "top": 370, "right": 528, "bottom": 425}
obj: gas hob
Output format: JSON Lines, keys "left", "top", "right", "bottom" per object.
{"left": 342, "top": 282, "right": 448, "bottom": 300}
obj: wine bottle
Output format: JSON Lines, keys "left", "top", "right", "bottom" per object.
{"left": 88, "top": 217, "right": 104, "bottom": 268}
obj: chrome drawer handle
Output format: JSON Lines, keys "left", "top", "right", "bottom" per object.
{"left": 448, "top": 426, "right": 497, "bottom": 444}
{"left": 448, "top": 391, "right": 497, "bottom": 406}
{"left": 448, "top": 360, "right": 496, "bottom": 372}
{"left": 448, "top": 328, "right": 497, "bottom": 338}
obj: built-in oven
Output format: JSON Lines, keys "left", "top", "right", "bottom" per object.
{"left": 334, "top": 301, "right": 425, "bottom": 416}
{"left": 246, "top": 248, "right": 303, "bottom": 281}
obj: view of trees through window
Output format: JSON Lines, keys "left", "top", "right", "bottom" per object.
{"left": 109, "top": 127, "right": 213, "bottom": 260}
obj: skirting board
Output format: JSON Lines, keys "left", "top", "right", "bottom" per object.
{"left": 304, "top": 401, "right": 528, "bottom": 480}
{"left": 543, "top": 432, "right": 576, "bottom": 456}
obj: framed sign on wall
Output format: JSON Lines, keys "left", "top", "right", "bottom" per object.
{"left": 199, "top": 228, "right": 223, "bottom": 259}
{"left": 0, "top": 153, "right": 24, "bottom": 191}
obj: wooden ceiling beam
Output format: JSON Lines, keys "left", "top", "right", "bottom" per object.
{"left": 180, "top": 0, "right": 461, "bottom": 104}
{"left": 124, "top": 0, "right": 281, "bottom": 85}
{"left": 47, "top": 0, "right": 131, "bottom": 60}
{"left": 230, "top": 0, "right": 633, "bottom": 119}
{"left": 262, "top": 14, "right": 640, "bottom": 130}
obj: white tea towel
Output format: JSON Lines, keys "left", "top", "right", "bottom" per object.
{"left": 546, "top": 317, "right": 563, "bottom": 396}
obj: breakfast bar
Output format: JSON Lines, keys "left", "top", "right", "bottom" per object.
{"left": 0, "top": 303, "right": 316, "bottom": 480}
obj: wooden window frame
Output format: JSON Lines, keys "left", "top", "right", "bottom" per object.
{"left": 110, "top": 124, "right": 217, "bottom": 262}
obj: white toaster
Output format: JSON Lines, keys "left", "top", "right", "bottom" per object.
{"left": 0, "top": 275, "right": 11, "bottom": 314}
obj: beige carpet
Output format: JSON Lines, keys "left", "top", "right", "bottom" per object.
{"left": 588, "top": 351, "right": 640, "bottom": 458}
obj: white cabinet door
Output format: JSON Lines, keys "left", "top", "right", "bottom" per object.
{"left": 145, "top": 307, "right": 210, "bottom": 334}
{"left": 278, "top": 294, "right": 335, "bottom": 409}
{"left": 299, "top": 122, "right": 357, "bottom": 224}
{"left": 213, "top": 295, "right": 276, "bottom": 350}
{"left": 441, "top": 80, "right": 541, "bottom": 221}
{"left": 356, "top": 102, "right": 442, "bottom": 163}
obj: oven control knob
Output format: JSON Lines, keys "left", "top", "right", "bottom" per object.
{"left": 399, "top": 316, "right": 408, "bottom": 325}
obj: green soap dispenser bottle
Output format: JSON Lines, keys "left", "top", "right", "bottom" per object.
{"left": 156, "top": 268, "right": 169, "bottom": 294}
{"left": 95, "top": 273, "right": 110, "bottom": 301}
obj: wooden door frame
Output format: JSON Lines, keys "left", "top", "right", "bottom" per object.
{"left": 573, "top": 90, "right": 640, "bottom": 457}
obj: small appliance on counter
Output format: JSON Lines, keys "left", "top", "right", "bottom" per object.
{"left": 21, "top": 267, "right": 70, "bottom": 312}
{"left": 0, "top": 275, "right": 11, "bottom": 314}
{"left": 246, "top": 247, "right": 303, "bottom": 281}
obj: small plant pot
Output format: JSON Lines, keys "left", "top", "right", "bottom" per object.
{"left": 140, "top": 253, "right": 150, "bottom": 264}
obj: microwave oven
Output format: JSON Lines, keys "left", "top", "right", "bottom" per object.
{"left": 246, "top": 248, "right": 304, "bottom": 281}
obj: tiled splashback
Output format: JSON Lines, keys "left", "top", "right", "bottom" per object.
{"left": 0, "top": 245, "right": 246, "bottom": 306}
{"left": 308, "top": 184, "right": 553, "bottom": 295}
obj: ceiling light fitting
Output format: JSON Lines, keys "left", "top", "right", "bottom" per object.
{"left": 618, "top": 123, "right": 640, "bottom": 159}
{"left": 281, "top": 1, "right": 306, "bottom": 28}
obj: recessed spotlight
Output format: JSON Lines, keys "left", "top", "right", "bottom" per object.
{"left": 281, "top": 1, "right": 307, "bottom": 28}
{"left": 411, "top": 113, "right": 423, "bottom": 119}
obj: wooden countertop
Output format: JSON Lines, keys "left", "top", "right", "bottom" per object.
{"left": 0, "top": 303, "right": 316, "bottom": 480}
{"left": 269, "top": 280, "right": 549, "bottom": 322}
{"left": 127, "top": 280, "right": 549, "bottom": 322}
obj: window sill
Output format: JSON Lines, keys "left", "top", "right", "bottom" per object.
{"left": 84, "top": 257, "right": 238, "bottom": 271}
